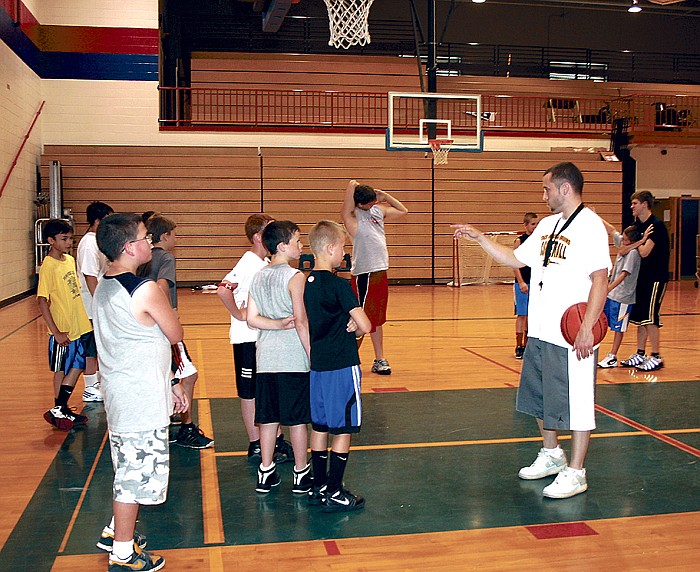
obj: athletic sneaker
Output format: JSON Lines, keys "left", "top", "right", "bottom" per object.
{"left": 274, "top": 435, "right": 294, "bottom": 463}
{"left": 96, "top": 526, "right": 148, "bottom": 552}
{"left": 247, "top": 439, "right": 262, "bottom": 462}
{"left": 256, "top": 463, "right": 281, "bottom": 493}
{"left": 108, "top": 545, "right": 164, "bottom": 572}
{"left": 621, "top": 352, "right": 646, "bottom": 367}
{"left": 636, "top": 355, "right": 664, "bottom": 371}
{"left": 542, "top": 467, "right": 588, "bottom": 499}
{"left": 514, "top": 346, "right": 525, "bottom": 360}
{"left": 291, "top": 464, "right": 313, "bottom": 494}
{"left": 322, "top": 488, "right": 365, "bottom": 513}
{"left": 308, "top": 483, "right": 327, "bottom": 506}
{"left": 174, "top": 424, "right": 214, "bottom": 449}
{"left": 371, "top": 358, "right": 392, "bottom": 375}
{"left": 60, "top": 405, "right": 88, "bottom": 425}
{"left": 518, "top": 447, "right": 567, "bottom": 480}
{"left": 82, "top": 382, "right": 103, "bottom": 402}
{"left": 43, "top": 406, "right": 74, "bottom": 431}
{"left": 597, "top": 353, "right": 618, "bottom": 368}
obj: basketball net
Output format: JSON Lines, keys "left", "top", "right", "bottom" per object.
{"left": 324, "top": 0, "right": 374, "bottom": 50}
{"left": 429, "top": 139, "right": 453, "bottom": 165}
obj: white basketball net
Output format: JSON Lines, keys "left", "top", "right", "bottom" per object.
{"left": 324, "top": 0, "right": 374, "bottom": 50}
{"left": 429, "top": 139, "right": 453, "bottom": 165}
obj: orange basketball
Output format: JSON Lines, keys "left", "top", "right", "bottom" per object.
{"left": 560, "top": 302, "right": 608, "bottom": 347}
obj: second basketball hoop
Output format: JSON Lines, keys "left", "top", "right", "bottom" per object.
{"left": 428, "top": 139, "right": 453, "bottom": 165}
{"left": 324, "top": 0, "right": 374, "bottom": 49}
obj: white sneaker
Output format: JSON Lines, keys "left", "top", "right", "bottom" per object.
{"left": 542, "top": 467, "right": 588, "bottom": 499}
{"left": 518, "top": 447, "right": 567, "bottom": 480}
{"left": 83, "top": 382, "right": 103, "bottom": 402}
{"left": 597, "top": 353, "right": 618, "bottom": 368}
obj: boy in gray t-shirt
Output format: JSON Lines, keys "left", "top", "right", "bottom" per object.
{"left": 247, "top": 221, "right": 312, "bottom": 495}
{"left": 598, "top": 226, "right": 642, "bottom": 368}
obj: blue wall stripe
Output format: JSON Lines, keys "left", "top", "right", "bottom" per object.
{"left": 1, "top": 6, "right": 158, "bottom": 81}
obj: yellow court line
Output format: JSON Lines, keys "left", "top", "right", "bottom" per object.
{"left": 58, "top": 429, "right": 110, "bottom": 553}
{"left": 213, "top": 427, "right": 700, "bottom": 458}
{"left": 197, "top": 399, "right": 225, "bottom": 545}
{"left": 195, "top": 339, "right": 208, "bottom": 398}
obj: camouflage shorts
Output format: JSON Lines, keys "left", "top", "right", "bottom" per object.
{"left": 109, "top": 427, "right": 170, "bottom": 505}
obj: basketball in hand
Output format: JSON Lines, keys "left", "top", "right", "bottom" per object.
{"left": 560, "top": 302, "right": 608, "bottom": 347}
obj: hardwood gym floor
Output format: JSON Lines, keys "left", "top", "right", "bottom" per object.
{"left": 1, "top": 283, "right": 698, "bottom": 571}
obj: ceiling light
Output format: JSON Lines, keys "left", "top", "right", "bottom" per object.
{"left": 472, "top": 0, "right": 487, "bottom": 4}
{"left": 628, "top": 0, "right": 642, "bottom": 12}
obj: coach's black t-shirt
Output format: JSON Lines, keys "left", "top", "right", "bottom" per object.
{"left": 635, "top": 214, "right": 670, "bottom": 283}
{"left": 303, "top": 270, "right": 361, "bottom": 372}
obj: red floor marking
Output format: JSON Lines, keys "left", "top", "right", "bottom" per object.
{"left": 595, "top": 404, "right": 700, "bottom": 458}
{"left": 371, "top": 387, "right": 409, "bottom": 392}
{"left": 526, "top": 522, "right": 598, "bottom": 540}
{"left": 504, "top": 382, "right": 516, "bottom": 388}
{"left": 324, "top": 540, "right": 341, "bottom": 555}
{"left": 461, "top": 347, "right": 521, "bottom": 375}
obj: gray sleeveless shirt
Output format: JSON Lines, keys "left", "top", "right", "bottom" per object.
{"left": 249, "top": 263, "right": 310, "bottom": 373}
{"left": 93, "top": 273, "right": 173, "bottom": 433}
{"left": 351, "top": 205, "right": 389, "bottom": 275}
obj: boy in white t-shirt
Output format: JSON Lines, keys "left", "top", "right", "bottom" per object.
{"left": 76, "top": 201, "right": 114, "bottom": 402}
{"left": 217, "top": 214, "right": 293, "bottom": 462}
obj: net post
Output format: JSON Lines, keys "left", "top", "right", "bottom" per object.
{"left": 451, "top": 235, "right": 461, "bottom": 288}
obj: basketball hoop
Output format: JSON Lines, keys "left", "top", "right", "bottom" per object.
{"left": 428, "top": 139, "right": 453, "bottom": 165}
{"left": 323, "top": 0, "right": 374, "bottom": 50}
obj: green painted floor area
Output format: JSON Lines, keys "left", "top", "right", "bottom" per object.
{"left": 2, "top": 383, "right": 699, "bottom": 570}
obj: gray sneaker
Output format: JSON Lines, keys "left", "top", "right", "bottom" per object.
{"left": 371, "top": 358, "right": 392, "bottom": 375}
{"left": 621, "top": 353, "right": 646, "bottom": 367}
{"left": 518, "top": 447, "right": 567, "bottom": 480}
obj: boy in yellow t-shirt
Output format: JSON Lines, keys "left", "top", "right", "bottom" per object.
{"left": 37, "top": 219, "right": 94, "bottom": 431}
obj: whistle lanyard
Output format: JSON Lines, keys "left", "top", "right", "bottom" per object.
{"left": 539, "top": 202, "right": 585, "bottom": 289}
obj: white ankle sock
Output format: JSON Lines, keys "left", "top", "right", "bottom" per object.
{"left": 112, "top": 540, "right": 134, "bottom": 561}
{"left": 544, "top": 446, "right": 563, "bottom": 456}
{"left": 84, "top": 373, "right": 98, "bottom": 387}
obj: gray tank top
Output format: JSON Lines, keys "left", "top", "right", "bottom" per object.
{"left": 249, "top": 264, "right": 310, "bottom": 373}
{"left": 351, "top": 205, "right": 389, "bottom": 275}
{"left": 93, "top": 274, "right": 173, "bottom": 433}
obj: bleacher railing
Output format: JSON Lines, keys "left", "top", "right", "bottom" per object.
{"left": 159, "top": 88, "right": 700, "bottom": 143}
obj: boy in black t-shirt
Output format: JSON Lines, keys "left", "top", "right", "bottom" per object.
{"left": 513, "top": 212, "right": 538, "bottom": 359}
{"left": 303, "top": 221, "right": 371, "bottom": 512}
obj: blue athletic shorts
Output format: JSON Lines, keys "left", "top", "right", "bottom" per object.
{"left": 514, "top": 283, "right": 529, "bottom": 316}
{"left": 603, "top": 298, "right": 633, "bottom": 333}
{"left": 310, "top": 365, "right": 362, "bottom": 435}
{"left": 48, "top": 332, "right": 90, "bottom": 374}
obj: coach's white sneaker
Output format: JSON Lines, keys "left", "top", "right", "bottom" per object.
{"left": 83, "top": 382, "right": 103, "bottom": 402}
{"left": 518, "top": 447, "right": 567, "bottom": 480}
{"left": 542, "top": 467, "right": 588, "bottom": 499}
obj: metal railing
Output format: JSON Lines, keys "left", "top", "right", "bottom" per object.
{"left": 159, "top": 87, "right": 615, "bottom": 135}
{"left": 611, "top": 94, "right": 700, "bottom": 136}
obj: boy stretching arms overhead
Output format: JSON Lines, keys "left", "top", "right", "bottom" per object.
{"left": 93, "top": 213, "right": 188, "bottom": 571}
{"left": 304, "top": 221, "right": 371, "bottom": 511}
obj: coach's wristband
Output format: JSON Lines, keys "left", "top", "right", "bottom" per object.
{"left": 171, "top": 377, "right": 180, "bottom": 387}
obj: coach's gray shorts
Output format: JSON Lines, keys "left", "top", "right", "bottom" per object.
{"left": 109, "top": 427, "right": 170, "bottom": 505}
{"left": 516, "top": 337, "right": 597, "bottom": 432}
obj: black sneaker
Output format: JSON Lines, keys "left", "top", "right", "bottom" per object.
{"left": 44, "top": 406, "right": 74, "bottom": 431}
{"left": 274, "top": 435, "right": 294, "bottom": 463}
{"left": 322, "top": 487, "right": 365, "bottom": 513}
{"left": 291, "top": 464, "right": 313, "bottom": 494}
{"left": 514, "top": 346, "right": 525, "bottom": 359}
{"left": 256, "top": 463, "right": 281, "bottom": 493}
{"left": 308, "top": 483, "right": 327, "bottom": 506}
{"left": 174, "top": 425, "right": 214, "bottom": 449}
{"left": 108, "top": 545, "right": 164, "bottom": 571}
{"left": 247, "top": 440, "right": 262, "bottom": 462}
{"left": 60, "top": 405, "right": 88, "bottom": 425}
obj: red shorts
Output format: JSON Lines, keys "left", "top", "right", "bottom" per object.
{"left": 351, "top": 270, "right": 388, "bottom": 333}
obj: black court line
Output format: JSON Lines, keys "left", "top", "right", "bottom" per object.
{"left": 0, "top": 314, "right": 40, "bottom": 343}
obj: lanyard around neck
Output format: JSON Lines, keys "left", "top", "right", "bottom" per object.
{"left": 542, "top": 203, "right": 585, "bottom": 268}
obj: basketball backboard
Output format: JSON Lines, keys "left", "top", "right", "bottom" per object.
{"left": 386, "top": 92, "right": 483, "bottom": 152}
